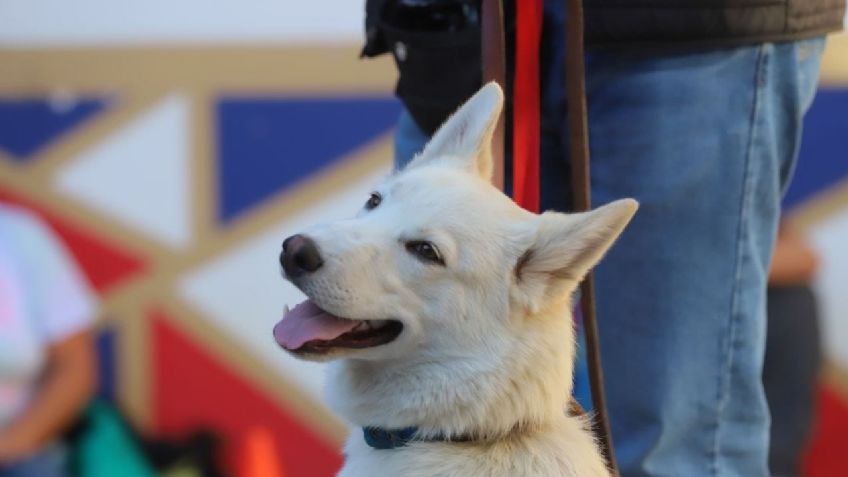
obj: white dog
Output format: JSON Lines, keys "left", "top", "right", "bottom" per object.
{"left": 274, "top": 83, "right": 637, "bottom": 477}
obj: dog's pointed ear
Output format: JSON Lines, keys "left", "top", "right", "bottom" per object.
{"left": 404, "top": 82, "right": 503, "bottom": 180}
{"left": 512, "top": 199, "right": 639, "bottom": 312}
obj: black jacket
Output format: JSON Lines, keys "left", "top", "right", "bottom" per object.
{"left": 585, "top": 0, "right": 846, "bottom": 48}
{"left": 365, "top": 0, "right": 845, "bottom": 52}
{"left": 363, "top": 0, "right": 844, "bottom": 133}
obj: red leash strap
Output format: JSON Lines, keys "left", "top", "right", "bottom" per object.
{"left": 512, "top": 0, "right": 543, "bottom": 213}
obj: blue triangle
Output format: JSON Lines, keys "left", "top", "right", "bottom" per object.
{"left": 216, "top": 96, "right": 401, "bottom": 223}
{"left": 784, "top": 88, "right": 848, "bottom": 210}
{"left": 0, "top": 97, "right": 111, "bottom": 161}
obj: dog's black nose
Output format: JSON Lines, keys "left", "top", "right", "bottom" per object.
{"left": 281, "top": 234, "right": 324, "bottom": 277}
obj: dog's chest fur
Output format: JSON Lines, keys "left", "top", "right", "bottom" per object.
{"left": 323, "top": 300, "right": 613, "bottom": 477}
{"left": 337, "top": 416, "right": 609, "bottom": 477}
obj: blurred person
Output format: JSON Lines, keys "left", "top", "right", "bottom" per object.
{"left": 763, "top": 222, "right": 822, "bottom": 477}
{"left": 362, "top": 0, "right": 845, "bottom": 475}
{"left": 0, "top": 205, "right": 97, "bottom": 477}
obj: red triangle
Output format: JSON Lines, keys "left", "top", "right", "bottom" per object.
{"left": 151, "top": 310, "right": 343, "bottom": 477}
{"left": 0, "top": 187, "right": 146, "bottom": 293}
{"left": 803, "top": 383, "right": 848, "bottom": 477}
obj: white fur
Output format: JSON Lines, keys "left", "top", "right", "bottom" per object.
{"left": 283, "top": 82, "right": 638, "bottom": 477}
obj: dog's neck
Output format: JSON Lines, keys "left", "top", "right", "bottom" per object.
{"left": 325, "top": 299, "right": 576, "bottom": 442}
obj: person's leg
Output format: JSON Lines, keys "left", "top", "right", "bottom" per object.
{"left": 582, "top": 39, "right": 824, "bottom": 476}
{"left": 393, "top": 23, "right": 825, "bottom": 476}
{"left": 763, "top": 285, "right": 822, "bottom": 477}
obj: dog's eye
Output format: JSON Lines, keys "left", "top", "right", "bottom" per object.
{"left": 406, "top": 241, "right": 444, "bottom": 265}
{"left": 365, "top": 192, "right": 382, "bottom": 210}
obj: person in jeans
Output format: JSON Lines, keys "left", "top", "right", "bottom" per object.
{"left": 0, "top": 205, "right": 97, "bottom": 477}
{"left": 364, "top": 1, "right": 845, "bottom": 475}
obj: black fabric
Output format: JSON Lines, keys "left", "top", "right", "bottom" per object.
{"left": 381, "top": 20, "right": 482, "bottom": 134}
{"left": 584, "top": 0, "right": 845, "bottom": 48}
{"left": 363, "top": 0, "right": 485, "bottom": 134}
{"left": 364, "top": 1, "right": 845, "bottom": 55}
{"left": 763, "top": 285, "right": 822, "bottom": 477}
{"left": 360, "top": 0, "right": 844, "bottom": 134}
{"left": 362, "top": 0, "right": 390, "bottom": 57}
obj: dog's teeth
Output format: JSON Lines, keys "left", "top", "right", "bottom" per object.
{"left": 351, "top": 320, "right": 390, "bottom": 331}
{"left": 283, "top": 304, "right": 290, "bottom": 315}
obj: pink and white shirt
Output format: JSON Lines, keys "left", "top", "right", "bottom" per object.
{"left": 0, "top": 205, "right": 96, "bottom": 427}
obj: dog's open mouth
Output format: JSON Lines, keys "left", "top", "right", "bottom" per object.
{"left": 273, "top": 299, "right": 403, "bottom": 354}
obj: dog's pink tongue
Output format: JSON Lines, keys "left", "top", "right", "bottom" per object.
{"left": 273, "top": 299, "right": 358, "bottom": 350}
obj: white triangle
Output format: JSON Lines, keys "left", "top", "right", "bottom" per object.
{"left": 56, "top": 94, "right": 191, "bottom": 248}
{"left": 178, "top": 163, "right": 391, "bottom": 403}
{"left": 810, "top": 206, "right": 848, "bottom": 371}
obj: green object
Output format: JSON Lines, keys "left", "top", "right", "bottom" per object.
{"left": 160, "top": 462, "right": 202, "bottom": 477}
{"left": 68, "top": 401, "right": 157, "bottom": 477}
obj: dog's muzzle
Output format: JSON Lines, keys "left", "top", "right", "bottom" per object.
{"left": 281, "top": 234, "right": 324, "bottom": 277}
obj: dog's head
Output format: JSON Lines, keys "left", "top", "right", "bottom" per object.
{"left": 273, "top": 83, "right": 637, "bottom": 367}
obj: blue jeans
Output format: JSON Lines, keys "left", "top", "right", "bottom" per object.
{"left": 394, "top": 34, "right": 824, "bottom": 477}
{"left": 0, "top": 444, "right": 67, "bottom": 477}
